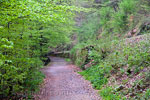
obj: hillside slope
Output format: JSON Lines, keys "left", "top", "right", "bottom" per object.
{"left": 70, "top": 0, "right": 150, "bottom": 99}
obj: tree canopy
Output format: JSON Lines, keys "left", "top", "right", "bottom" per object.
{"left": 0, "top": 0, "right": 78, "bottom": 98}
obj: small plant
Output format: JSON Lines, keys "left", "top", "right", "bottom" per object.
{"left": 122, "top": 79, "right": 128, "bottom": 84}
{"left": 120, "top": 68, "right": 125, "bottom": 74}
{"left": 65, "top": 58, "right": 71, "bottom": 62}
{"left": 100, "top": 86, "right": 126, "bottom": 100}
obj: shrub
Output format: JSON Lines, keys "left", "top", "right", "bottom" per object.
{"left": 119, "top": 0, "right": 137, "bottom": 15}
{"left": 100, "top": 6, "right": 112, "bottom": 29}
{"left": 112, "top": 11, "right": 127, "bottom": 32}
{"left": 111, "top": 0, "right": 138, "bottom": 33}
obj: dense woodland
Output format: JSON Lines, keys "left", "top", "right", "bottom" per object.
{"left": 0, "top": 0, "right": 150, "bottom": 99}
{"left": 0, "top": 0, "right": 78, "bottom": 99}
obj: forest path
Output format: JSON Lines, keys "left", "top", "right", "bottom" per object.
{"left": 34, "top": 57, "right": 101, "bottom": 100}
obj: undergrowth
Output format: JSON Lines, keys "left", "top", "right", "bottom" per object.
{"left": 74, "top": 34, "right": 150, "bottom": 99}
{"left": 71, "top": 0, "right": 150, "bottom": 99}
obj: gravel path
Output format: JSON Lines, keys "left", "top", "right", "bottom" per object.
{"left": 34, "top": 57, "right": 101, "bottom": 100}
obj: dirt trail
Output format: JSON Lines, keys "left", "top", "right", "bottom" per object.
{"left": 34, "top": 57, "right": 101, "bottom": 100}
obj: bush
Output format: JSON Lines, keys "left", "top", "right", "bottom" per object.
{"left": 112, "top": 11, "right": 127, "bottom": 32}
{"left": 111, "top": 0, "right": 137, "bottom": 33}
{"left": 100, "top": 6, "right": 112, "bottom": 29}
{"left": 0, "top": 38, "right": 44, "bottom": 97}
{"left": 119, "top": 0, "right": 137, "bottom": 15}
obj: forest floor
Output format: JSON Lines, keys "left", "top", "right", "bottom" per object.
{"left": 34, "top": 57, "right": 101, "bottom": 100}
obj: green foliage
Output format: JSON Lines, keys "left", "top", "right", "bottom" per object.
{"left": 131, "top": 89, "right": 150, "bottom": 100}
{"left": 100, "top": 86, "right": 126, "bottom": 100}
{"left": 111, "top": 0, "right": 137, "bottom": 33}
{"left": 119, "top": 0, "right": 137, "bottom": 14}
{"left": 0, "top": 0, "right": 77, "bottom": 98}
{"left": 79, "top": 63, "right": 112, "bottom": 89}
{"left": 77, "top": 10, "right": 100, "bottom": 42}
{"left": 99, "top": 6, "right": 112, "bottom": 29}
{"left": 127, "top": 47, "right": 150, "bottom": 67}
{"left": 71, "top": 0, "right": 150, "bottom": 99}
{"left": 70, "top": 43, "right": 85, "bottom": 66}
{"left": 98, "top": 0, "right": 138, "bottom": 33}
{"left": 65, "top": 58, "right": 71, "bottom": 62}
{"left": 112, "top": 11, "right": 127, "bottom": 32}
{"left": 73, "top": 33, "right": 150, "bottom": 99}
{"left": 145, "top": 89, "right": 150, "bottom": 99}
